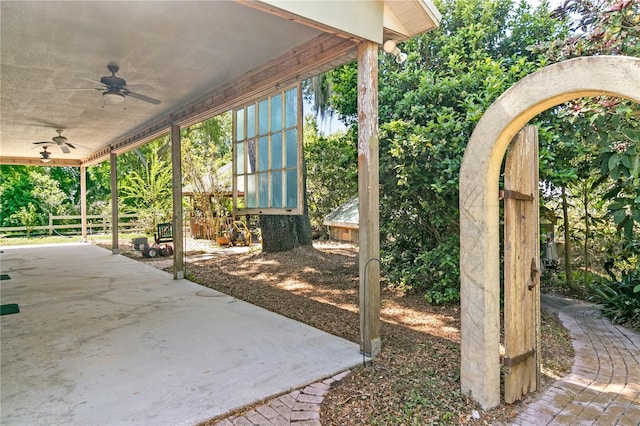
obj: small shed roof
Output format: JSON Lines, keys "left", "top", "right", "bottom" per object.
{"left": 323, "top": 196, "right": 359, "bottom": 229}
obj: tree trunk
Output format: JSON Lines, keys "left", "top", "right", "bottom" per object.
{"left": 561, "top": 186, "right": 575, "bottom": 290}
{"left": 260, "top": 213, "right": 312, "bottom": 252}
{"left": 260, "top": 155, "right": 313, "bottom": 253}
{"left": 583, "top": 180, "right": 590, "bottom": 288}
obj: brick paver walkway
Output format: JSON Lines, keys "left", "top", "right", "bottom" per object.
{"left": 213, "top": 371, "right": 350, "bottom": 426}
{"left": 513, "top": 294, "right": 640, "bottom": 425}
{"left": 213, "top": 294, "right": 640, "bottom": 426}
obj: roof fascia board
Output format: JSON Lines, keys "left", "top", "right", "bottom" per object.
{"left": 383, "top": 0, "right": 441, "bottom": 42}
{"left": 323, "top": 220, "right": 359, "bottom": 229}
{"left": 418, "top": 0, "right": 443, "bottom": 27}
{"left": 247, "top": 0, "right": 384, "bottom": 43}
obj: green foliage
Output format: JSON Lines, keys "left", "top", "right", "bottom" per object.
{"left": 590, "top": 270, "right": 640, "bottom": 329}
{"left": 119, "top": 139, "right": 173, "bottom": 234}
{"left": 537, "top": 0, "right": 640, "bottom": 59}
{"left": 86, "top": 163, "right": 114, "bottom": 214}
{"left": 323, "top": 0, "right": 567, "bottom": 302}
{"left": 181, "top": 113, "right": 234, "bottom": 223}
{"left": 598, "top": 125, "right": 640, "bottom": 239}
{"left": 304, "top": 116, "right": 357, "bottom": 229}
{"left": 9, "top": 203, "right": 38, "bottom": 237}
{"left": 523, "top": 0, "right": 640, "bottom": 298}
{"left": 0, "top": 166, "right": 71, "bottom": 229}
{"left": 360, "top": 0, "right": 560, "bottom": 302}
{"left": 0, "top": 166, "right": 33, "bottom": 226}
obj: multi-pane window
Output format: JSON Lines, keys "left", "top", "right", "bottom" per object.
{"left": 233, "top": 85, "right": 302, "bottom": 215}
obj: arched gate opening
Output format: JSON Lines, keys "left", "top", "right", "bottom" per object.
{"left": 459, "top": 55, "right": 640, "bottom": 409}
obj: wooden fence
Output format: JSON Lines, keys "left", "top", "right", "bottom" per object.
{"left": 0, "top": 213, "right": 140, "bottom": 235}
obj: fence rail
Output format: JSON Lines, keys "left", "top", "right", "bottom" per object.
{"left": 0, "top": 214, "right": 140, "bottom": 235}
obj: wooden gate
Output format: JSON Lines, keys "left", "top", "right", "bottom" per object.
{"left": 502, "top": 125, "right": 541, "bottom": 403}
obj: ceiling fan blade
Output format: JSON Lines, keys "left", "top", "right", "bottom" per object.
{"left": 126, "top": 91, "right": 161, "bottom": 105}
{"left": 65, "top": 142, "right": 91, "bottom": 151}
{"left": 32, "top": 144, "right": 51, "bottom": 149}
{"left": 32, "top": 141, "right": 51, "bottom": 145}
{"left": 80, "top": 77, "right": 107, "bottom": 87}
{"left": 58, "top": 143, "right": 71, "bottom": 154}
{"left": 58, "top": 87, "right": 105, "bottom": 91}
{"left": 124, "top": 84, "right": 154, "bottom": 91}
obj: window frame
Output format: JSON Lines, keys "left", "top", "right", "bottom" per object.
{"left": 232, "top": 84, "right": 304, "bottom": 216}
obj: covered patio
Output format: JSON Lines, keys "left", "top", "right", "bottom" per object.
{"left": 1, "top": 0, "right": 440, "bottom": 359}
{"left": 0, "top": 243, "right": 362, "bottom": 425}
{"left": 1, "top": 1, "right": 441, "bottom": 423}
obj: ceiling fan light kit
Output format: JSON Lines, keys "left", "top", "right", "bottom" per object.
{"left": 103, "top": 90, "right": 126, "bottom": 104}
{"left": 40, "top": 146, "right": 51, "bottom": 162}
{"left": 85, "top": 64, "right": 160, "bottom": 107}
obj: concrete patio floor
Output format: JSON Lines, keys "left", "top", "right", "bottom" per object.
{"left": 0, "top": 243, "right": 363, "bottom": 426}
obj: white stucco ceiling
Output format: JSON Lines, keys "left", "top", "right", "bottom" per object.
{"left": 0, "top": 0, "right": 440, "bottom": 166}
{"left": 0, "top": 1, "right": 322, "bottom": 163}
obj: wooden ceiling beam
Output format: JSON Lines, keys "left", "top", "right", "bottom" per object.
{"left": 0, "top": 156, "right": 82, "bottom": 167}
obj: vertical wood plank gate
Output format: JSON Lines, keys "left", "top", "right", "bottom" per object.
{"left": 503, "top": 125, "right": 541, "bottom": 403}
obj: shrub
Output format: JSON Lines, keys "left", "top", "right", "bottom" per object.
{"left": 590, "top": 270, "right": 640, "bottom": 329}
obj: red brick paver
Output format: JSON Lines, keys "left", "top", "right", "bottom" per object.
{"left": 213, "top": 371, "right": 350, "bottom": 426}
{"left": 512, "top": 294, "right": 640, "bottom": 425}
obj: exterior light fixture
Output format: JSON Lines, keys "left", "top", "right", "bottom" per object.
{"left": 40, "top": 146, "right": 51, "bottom": 163}
{"left": 103, "top": 90, "right": 125, "bottom": 104}
{"left": 383, "top": 40, "right": 407, "bottom": 64}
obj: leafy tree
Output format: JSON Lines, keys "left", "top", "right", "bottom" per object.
{"left": 119, "top": 138, "right": 173, "bottom": 234}
{"left": 181, "top": 113, "right": 233, "bottom": 238}
{"left": 85, "top": 162, "right": 113, "bottom": 214}
{"left": 0, "top": 165, "right": 34, "bottom": 227}
{"left": 304, "top": 116, "right": 357, "bottom": 230}
{"left": 326, "top": 0, "right": 565, "bottom": 302}
{"left": 9, "top": 203, "right": 37, "bottom": 237}
{"left": 534, "top": 0, "right": 639, "bottom": 294}
{"left": 30, "top": 170, "right": 67, "bottom": 216}
{"left": 0, "top": 166, "right": 70, "bottom": 230}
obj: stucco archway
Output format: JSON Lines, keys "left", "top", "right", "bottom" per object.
{"left": 459, "top": 55, "right": 640, "bottom": 409}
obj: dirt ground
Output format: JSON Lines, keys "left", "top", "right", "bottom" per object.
{"left": 121, "top": 239, "right": 574, "bottom": 425}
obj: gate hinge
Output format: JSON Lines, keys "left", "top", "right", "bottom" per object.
{"left": 499, "top": 189, "right": 534, "bottom": 201}
{"left": 501, "top": 348, "right": 536, "bottom": 367}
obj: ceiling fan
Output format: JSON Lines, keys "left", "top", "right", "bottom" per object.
{"left": 66, "top": 64, "right": 161, "bottom": 106}
{"left": 32, "top": 129, "right": 84, "bottom": 154}
{"left": 39, "top": 146, "right": 52, "bottom": 163}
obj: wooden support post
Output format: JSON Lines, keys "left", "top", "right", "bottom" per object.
{"left": 358, "top": 40, "right": 381, "bottom": 357}
{"left": 110, "top": 152, "right": 119, "bottom": 254}
{"left": 171, "top": 122, "right": 184, "bottom": 280}
{"left": 80, "top": 165, "right": 87, "bottom": 243}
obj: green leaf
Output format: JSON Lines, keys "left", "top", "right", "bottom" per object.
{"left": 622, "top": 128, "right": 640, "bottom": 141}
{"left": 613, "top": 209, "right": 627, "bottom": 225}
{"left": 621, "top": 154, "right": 634, "bottom": 170}
{"left": 623, "top": 219, "right": 634, "bottom": 239}
{"left": 608, "top": 153, "right": 621, "bottom": 171}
